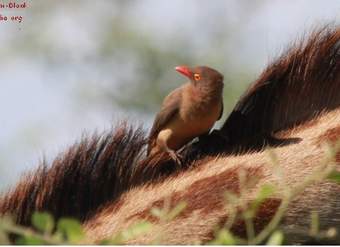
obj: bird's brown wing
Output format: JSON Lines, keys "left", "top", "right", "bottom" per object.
{"left": 147, "top": 87, "right": 182, "bottom": 154}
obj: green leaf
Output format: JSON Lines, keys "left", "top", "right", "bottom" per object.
{"left": 257, "top": 184, "right": 276, "bottom": 201}
{"left": 327, "top": 170, "right": 340, "bottom": 183}
{"left": 167, "top": 202, "right": 187, "bottom": 220}
{"left": 309, "top": 211, "right": 319, "bottom": 236}
{"left": 57, "top": 218, "right": 84, "bottom": 243}
{"left": 0, "top": 215, "right": 14, "bottom": 229}
{"left": 0, "top": 229, "right": 9, "bottom": 244}
{"left": 121, "top": 221, "right": 152, "bottom": 241}
{"left": 100, "top": 237, "right": 124, "bottom": 245}
{"left": 251, "top": 184, "right": 276, "bottom": 211}
{"left": 209, "top": 229, "right": 236, "bottom": 245}
{"left": 32, "top": 212, "right": 54, "bottom": 234}
{"left": 51, "top": 231, "right": 64, "bottom": 243}
{"left": 266, "top": 230, "right": 283, "bottom": 245}
{"left": 15, "top": 235, "right": 45, "bottom": 245}
{"left": 150, "top": 208, "right": 163, "bottom": 219}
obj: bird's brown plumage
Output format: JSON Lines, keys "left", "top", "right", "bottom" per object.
{"left": 147, "top": 66, "right": 224, "bottom": 158}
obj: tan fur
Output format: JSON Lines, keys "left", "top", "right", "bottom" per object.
{"left": 84, "top": 109, "right": 340, "bottom": 244}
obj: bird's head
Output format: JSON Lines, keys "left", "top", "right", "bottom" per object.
{"left": 175, "top": 65, "right": 224, "bottom": 88}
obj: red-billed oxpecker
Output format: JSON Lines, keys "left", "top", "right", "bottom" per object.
{"left": 147, "top": 66, "right": 224, "bottom": 163}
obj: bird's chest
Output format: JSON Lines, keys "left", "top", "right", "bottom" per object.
{"left": 158, "top": 86, "right": 222, "bottom": 150}
{"left": 177, "top": 91, "right": 221, "bottom": 134}
{"left": 183, "top": 88, "right": 219, "bottom": 113}
{"left": 162, "top": 102, "right": 220, "bottom": 150}
{"left": 181, "top": 101, "right": 220, "bottom": 131}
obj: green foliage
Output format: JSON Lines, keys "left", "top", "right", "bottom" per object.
{"left": 309, "top": 211, "right": 319, "bottom": 237}
{"left": 32, "top": 212, "right": 54, "bottom": 234}
{"left": 0, "top": 213, "right": 87, "bottom": 245}
{"left": 16, "top": 235, "right": 45, "bottom": 245}
{"left": 57, "top": 218, "right": 85, "bottom": 243}
{"left": 249, "top": 184, "right": 276, "bottom": 218}
{"left": 266, "top": 231, "right": 283, "bottom": 245}
{"left": 102, "top": 221, "right": 153, "bottom": 245}
{"left": 327, "top": 170, "right": 340, "bottom": 183}
{"left": 151, "top": 201, "right": 187, "bottom": 221}
{"left": 149, "top": 200, "right": 187, "bottom": 244}
{"left": 209, "top": 229, "right": 237, "bottom": 245}
{"left": 0, "top": 227, "right": 9, "bottom": 244}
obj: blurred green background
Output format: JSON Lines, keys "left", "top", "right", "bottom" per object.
{"left": 0, "top": 0, "right": 339, "bottom": 190}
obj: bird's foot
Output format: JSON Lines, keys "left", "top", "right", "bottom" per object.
{"left": 166, "top": 149, "right": 183, "bottom": 167}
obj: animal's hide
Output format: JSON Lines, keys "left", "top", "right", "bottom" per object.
{"left": 84, "top": 109, "right": 340, "bottom": 244}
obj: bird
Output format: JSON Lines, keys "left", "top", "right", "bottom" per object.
{"left": 147, "top": 65, "right": 224, "bottom": 163}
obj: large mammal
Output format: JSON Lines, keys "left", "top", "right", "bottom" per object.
{"left": 1, "top": 26, "right": 340, "bottom": 244}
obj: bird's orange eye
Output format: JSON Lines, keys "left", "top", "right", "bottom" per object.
{"left": 194, "top": 73, "right": 201, "bottom": 81}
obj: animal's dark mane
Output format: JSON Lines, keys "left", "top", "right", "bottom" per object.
{"left": 0, "top": 25, "right": 339, "bottom": 227}
{"left": 183, "top": 26, "right": 340, "bottom": 156}
{"left": 0, "top": 124, "right": 147, "bottom": 225}
{"left": 220, "top": 26, "right": 340, "bottom": 146}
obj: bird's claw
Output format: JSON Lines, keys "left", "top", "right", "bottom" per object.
{"left": 167, "top": 150, "right": 183, "bottom": 166}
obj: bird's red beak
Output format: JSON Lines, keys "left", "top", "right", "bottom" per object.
{"left": 175, "top": 66, "right": 192, "bottom": 78}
